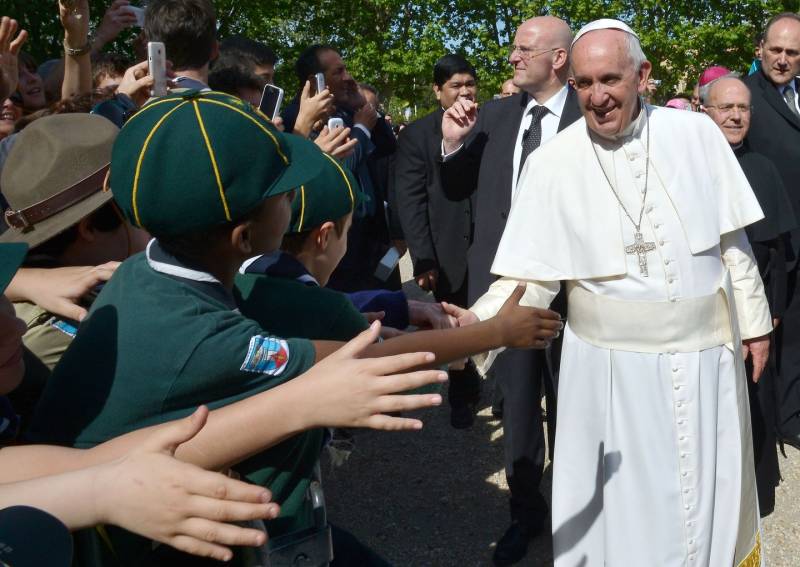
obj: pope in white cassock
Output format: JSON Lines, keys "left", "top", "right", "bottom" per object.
{"left": 450, "top": 19, "right": 772, "bottom": 567}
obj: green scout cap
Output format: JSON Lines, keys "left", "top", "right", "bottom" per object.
{"left": 110, "top": 90, "right": 328, "bottom": 236}
{"left": 289, "top": 152, "right": 366, "bottom": 233}
{"left": 0, "top": 242, "right": 28, "bottom": 294}
{"left": 0, "top": 114, "right": 118, "bottom": 248}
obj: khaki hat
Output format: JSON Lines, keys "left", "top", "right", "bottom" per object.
{"left": 0, "top": 114, "right": 119, "bottom": 248}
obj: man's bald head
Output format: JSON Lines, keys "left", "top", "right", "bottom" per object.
{"left": 569, "top": 28, "right": 651, "bottom": 138}
{"left": 704, "top": 76, "right": 752, "bottom": 145}
{"left": 500, "top": 78, "right": 520, "bottom": 97}
{"left": 508, "top": 16, "right": 572, "bottom": 100}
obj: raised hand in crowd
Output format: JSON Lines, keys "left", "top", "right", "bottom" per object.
{"left": 0, "top": 406, "right": 279, "bottom": 562}
{"left": 0, "top": 16, "right": 26, "bottom": 101}
{"left": 59, "top": 0, "right": 92, "bottom": 99}
{"left": 354, "top": 99, "right": 379, "bottom": 130}
{"left": 314, "top": 125, "right": 358, "bottom": 159}
{"left": 93, "top": 0, "right": 139, "bottom": 54}
{"left": 441, "top": 98, "right": 478, "bottom": 153}
{"left": 294, "top": 79, "right": 334, "bottom": 137}
{"left": 116, "top": 59, "right": 176, "bottom": 106}
{"left": 6, "top": 262, "right": 120, "bottom": 322}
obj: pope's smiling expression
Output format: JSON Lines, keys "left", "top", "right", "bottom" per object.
{"left": 569, "top": 29, "right": 651, "bottom": 139}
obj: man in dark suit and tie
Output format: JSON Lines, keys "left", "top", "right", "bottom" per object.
{"left": 439, "top": 15, "right": 581, "bottom": 566}
{"left": 745, "top": 12, "right": 800, "bottom": 449}
{"left": 394, "top": 54, "right": 482, "bottom": 428}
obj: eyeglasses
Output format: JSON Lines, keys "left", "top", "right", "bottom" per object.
{"left": 508, "top": 46, "right": 558, "bottom": 61}
{"left": 703, "top": 103, "right": 752, "bottom": 115}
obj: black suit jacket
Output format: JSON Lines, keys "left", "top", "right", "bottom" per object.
{"left": 440, "top": 88, "right": 582, "bottom": 303}
{"left": 745, "top": 72, "right": 800, "bottom": 267}
{"left": 394, "top": 108, "right": 474, "bottom": 296}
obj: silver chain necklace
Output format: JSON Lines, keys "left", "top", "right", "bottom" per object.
{"left": 589, "top": 106, "right": 656, "bottom": 277}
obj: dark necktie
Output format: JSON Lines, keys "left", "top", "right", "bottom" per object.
{"left": 783, "top": 85, "right": 800, "bottom": 119}
{"left": 518, "top": 105, "right": 549, "bottom": 179}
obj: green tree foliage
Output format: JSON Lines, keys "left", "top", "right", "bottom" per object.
{"left": 8, "top": 0, "right": 800, "bottom": 118}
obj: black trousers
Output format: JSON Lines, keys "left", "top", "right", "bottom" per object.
{"left": 775, "top": 268, "right": 800, "bottom": 440}
{"left": 435, "top": 277, "right": 481, "bottom": 409}
{"left": 494, "top": 348, "right": 554, "bottom": 525}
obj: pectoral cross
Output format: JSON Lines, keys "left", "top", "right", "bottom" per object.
{"left": 625, "top": 231, "right": 656, "bottom": 277}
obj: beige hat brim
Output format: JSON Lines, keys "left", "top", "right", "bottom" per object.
{"left": 0, "top": 189, "right": 115, "bottom": 249}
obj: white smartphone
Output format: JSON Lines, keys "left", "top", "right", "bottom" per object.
{"left": 147, "top": 41, "right": 168, "bottom": 97}
{"left": 259, "top": 84, "right": 284, "bottom": 120}
{"left": 327, "top": 117, "right": 344, "bottom": 131}
{"left": 128, "top": 6, "right": 145, "bottom": 27}
{"left": 315, "top": 72, "right": 326, "bottom": 94}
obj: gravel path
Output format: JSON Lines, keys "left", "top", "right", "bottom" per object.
{"left": 321, "top": 257, "right": 800, "bottom": 566}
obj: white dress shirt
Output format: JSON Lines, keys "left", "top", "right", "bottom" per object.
{"left": 511, "top": 85, "right": 569, "bottom": 198}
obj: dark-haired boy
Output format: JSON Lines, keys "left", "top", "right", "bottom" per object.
{"left": 144, "top": 0, "right": 217, "bottom": 91}
{"left": 28, "top": 91, "right": 560, "bottom": 565}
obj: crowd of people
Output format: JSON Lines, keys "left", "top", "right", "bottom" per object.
{"left": 0, "top": 1, "right": 798, "bottom": 566}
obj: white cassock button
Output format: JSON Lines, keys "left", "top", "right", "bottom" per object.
{"left": 659, "top": 240, "right": 665, "bottom": 246}
{"left": 676, "top": 401, "right": 683, "bottom": 408}
{"left": 682, "top": 471, "right": 688, "bottom": 477}
{"left": 664, "top": 258, "right": 670, "bottom": 264}
{"left": 684, "top": 504, "right": 690, "bottom": 510}
{"left": 672, "top": 367, "right": 679, "bottom": 372}
{"left": 680, "top": 436, "right": 686, "bottom": 441}
{"left": 681, "top": 452, "right": 688, "bottom": 458}
{"left": 674, "top": 385, "right": 681, "bottom": 390}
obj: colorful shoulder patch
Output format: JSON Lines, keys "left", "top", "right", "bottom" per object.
{"left": 241, "top": 335, "right": 291, "bottom": 375}
{"left": 49, "top": 318, "right": 78, "bottom": 338}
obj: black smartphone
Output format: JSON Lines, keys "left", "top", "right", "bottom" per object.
{"left": 259, "top": 84, "right": 284, "bottom": 120}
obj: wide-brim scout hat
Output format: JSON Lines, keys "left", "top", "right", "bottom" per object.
{"left": 110, "top": 90, "right": 328, "bottom": 236}
{"left": 289, "top": 152, "right": 367, "bottom": 233}
{"left": 0, "top": 114, "right": 119, "bottom": 248}
{"left": 0, "top": 242, "right": 27, "bottom": 294}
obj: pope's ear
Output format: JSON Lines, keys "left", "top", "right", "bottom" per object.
{"left": 637, "top": 60, "right": 653, "bottom": 94}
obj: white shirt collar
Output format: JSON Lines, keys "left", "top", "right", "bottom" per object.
{"left": 525, "top": 85, "right": 569, "bottom": 118}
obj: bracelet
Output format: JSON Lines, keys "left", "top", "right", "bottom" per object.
{"left": 64, "top": 39, "right": 91, "bottom": 57}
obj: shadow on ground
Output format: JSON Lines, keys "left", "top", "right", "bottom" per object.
{"left": 322, "top": 374, "right": 554, "bottom": 567}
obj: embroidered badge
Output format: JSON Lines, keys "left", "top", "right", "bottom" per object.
{"left": 241, "top": 336, "right": 290, "bottom": 375}
{"left": 49, "top": 319, "right": 78, "bottom": 338}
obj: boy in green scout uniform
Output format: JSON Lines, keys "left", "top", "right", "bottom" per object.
{"left": 235, "top": 152, "right": 370, "bottom": 341}
{"left": 27, "top": 91, "right": 562, "bottom": 565}
{"left": 27, "top": 91, "right": 333, "bottom": 565}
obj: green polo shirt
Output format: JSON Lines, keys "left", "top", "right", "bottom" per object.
{"left": 235, "top": 273, "right": 369, "bottom": 341}
{"left": 26, "top": 244, "right": 319, "bottom": 565}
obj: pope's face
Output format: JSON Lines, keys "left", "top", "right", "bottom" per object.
{"left": 570, "top": 30, "right": 651, "bottom": 138}
{"left": 705, "top": 78, "right": 751, "bottom": 146}
{"left": 761, "top": 17, "right": 800, "bottom": 87}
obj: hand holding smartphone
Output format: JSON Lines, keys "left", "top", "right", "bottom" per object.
{"left": 259, "top": 84, "right": 284, "bottom": 120}
{"left": 147, "top": 42, "right": 168, "bottom": 98}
